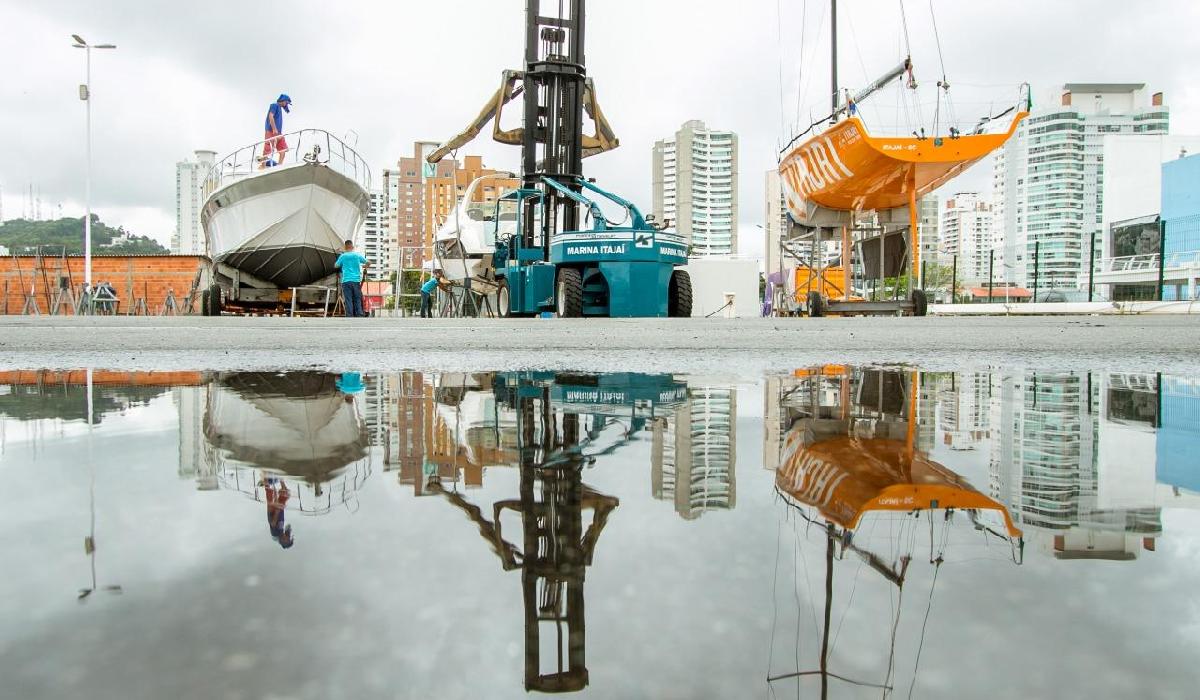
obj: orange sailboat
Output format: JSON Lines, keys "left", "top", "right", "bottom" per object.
{"left": 775, "top": 0, "right": 1029, "bottom": 317}
{"left": 773, "top": 367, "right": 1022, "bottom": 538}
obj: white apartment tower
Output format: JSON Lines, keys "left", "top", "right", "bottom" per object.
{"left": 992, "top": 84, "right": 1168, "bottom": 289}
{"left": 918, "top": 194, "right": 939, "bottom": 267}
{"left": 361, "top": 189, "right": 387, "bottom": 276}
{"left": 651, "top": 385, "right": 737, "bottom": 520}
{"left": 653, "top": 120, "right": 738, "bottom": 256}
{"left": 763, "top": 169, "right": 789, "bottom": 274}
{"left": 172, "top": 150, "right": 216, "bottom": 255}
{"left": 940, "top": 193, "right": 995, "bottom": 283}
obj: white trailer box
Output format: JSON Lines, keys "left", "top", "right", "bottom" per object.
{"left": 682, "top": 258, "right": 761, "bottom": 318}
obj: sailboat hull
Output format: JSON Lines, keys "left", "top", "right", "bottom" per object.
{"left": 779, "top": 114, "right": 1025, "bottom": 222}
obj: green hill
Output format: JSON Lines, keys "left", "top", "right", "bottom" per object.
{"left": 0, "top": 215, "right": 169, "bottom": 255}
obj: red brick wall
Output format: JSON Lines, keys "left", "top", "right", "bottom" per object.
{"left": 0, "top": 255, "right": 208, "bottom": 315}
{"left": 0, "top": 370, "right": 204, "bottom": 386}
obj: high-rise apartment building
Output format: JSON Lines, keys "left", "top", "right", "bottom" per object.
{"left": 992, "top": 84, "right": 1168, "bottom": 289}
{"left": 653, "top": 120, "right": 738, "bottom": 256}
{"left": 989, "top": 371, "right": 1163, "bottom": 559}
{"left": 360, "top": 190, "right": 387, "bottom": 276}
{"left": 382, "top": 145, "right": 518, "bottom": 275}
{"left": 940, "top": 193, "right": 995, "bottom": 283}
{"left": 387, "top": 141, "right": 440, "bottom": 273}
{"left": 172, "top": 150, "right": 216, "bottom": 256}
{"left": 938, "top": 372, "right": 990, "bottom": 451}
{"left": 423, "top": 155, "right": 519, "bottom": 248}
{"left": 763, "top": 169, "right": 791, "bottom": 275}
{"left": 651, "top": 384, "right": 736, "bottom": 520}
{"left": 918, "top": 194, "right": 939, "bottom": 267}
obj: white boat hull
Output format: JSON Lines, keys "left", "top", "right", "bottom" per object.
{"left": 204, "top": 372, "right": 368, "bottom": 480}
{"left": 202, "top": 163, "right": 369, "bottom": 288}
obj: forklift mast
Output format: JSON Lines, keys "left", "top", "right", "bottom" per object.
{"left": 522, "top": 0, "right": 586, "bottom": 256}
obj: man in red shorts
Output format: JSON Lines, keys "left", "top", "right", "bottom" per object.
{"left": 260, "top": 93, "right": 292, "bottom": 168}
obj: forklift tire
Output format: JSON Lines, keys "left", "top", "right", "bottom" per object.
{"left": 807, "top": 291, "right": 825, "bottom": 318}
{"left": 496, "top": 279, "right": 512, "bottom": 318}
{"left": 668, "top": 270, "right": 693, "bottom": 317}
{"left": 556, "top": 268, "right": 583, "bottom": 318}
{"left": 911, "top": 289, "right": 928, "bottom": 317}
{"left": 206, "top": 285, "right": 222, "bottom": 317}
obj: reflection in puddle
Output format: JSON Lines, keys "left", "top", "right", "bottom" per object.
{"left": 765, "top": 368, "right": 1024, "bottom": 696}
{"left": 201, "top": 372, "right": 371, "bottom": 520}
{"left": 0, "top": 367, "right": 1198, "bottom": 698}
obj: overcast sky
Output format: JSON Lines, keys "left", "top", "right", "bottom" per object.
{"left": 1, "top": 0, "right": 1197, "bottom": 259}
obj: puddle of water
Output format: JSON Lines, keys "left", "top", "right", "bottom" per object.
{"left": 0, "top": 368, "right": 1197, "bottom": 699}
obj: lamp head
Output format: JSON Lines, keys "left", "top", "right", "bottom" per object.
{"left": 71, "top": 34, "right": 86, "bottom": 45}
{"left": 96, "top": 44, "right": 116, "bottom": 49}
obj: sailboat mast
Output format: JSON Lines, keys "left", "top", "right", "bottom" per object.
{"left": 830, "top": 0, "right": 838, "bottom": 117}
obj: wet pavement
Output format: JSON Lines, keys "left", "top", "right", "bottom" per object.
{"left": 3, "top": 315, "right": 1200, "bottom": 374}
{"left": 0, "top": 366, "right": 1197, "bottom": 699}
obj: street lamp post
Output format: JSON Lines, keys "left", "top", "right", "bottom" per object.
{"left": 71, "top": 35, "right": 116, "bottom": 308}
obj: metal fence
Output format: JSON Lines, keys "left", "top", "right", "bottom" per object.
{"left": 925, "top": 228, "right": 1200, "bottom": 304}
{"left": 202, "top": 128, "right": 372, "bottom": 199}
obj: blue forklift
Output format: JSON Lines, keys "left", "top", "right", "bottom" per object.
{"left": 426, "top": 0, "right": 693, "bottom": 318}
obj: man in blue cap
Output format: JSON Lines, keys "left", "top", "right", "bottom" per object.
{"left": 261, "top": 94, "right": 292, "bottom": 168}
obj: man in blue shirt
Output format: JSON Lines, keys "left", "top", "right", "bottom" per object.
{"left": 420, "top": 270, "right": 449, "bottom": 318}
{"left": 334, "top": 239, "right": 369, "bottom": 317}
{"left": 261, "top": 94, "right": 291, "bottom": 168}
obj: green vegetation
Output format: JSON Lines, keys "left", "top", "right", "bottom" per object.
{"left": 0, "top": 215, "right": 169, "bottom": 255}
{"left": 392, "top": 270, "right": 425, "bottom": 313}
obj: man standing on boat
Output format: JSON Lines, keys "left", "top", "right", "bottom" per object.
{"left": 261, "top": 93, "right": 292, "bottom": 168}
{"left": 334, "top": 239, "right": 369, "bottom": 317}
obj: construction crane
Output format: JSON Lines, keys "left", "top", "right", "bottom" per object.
{"left": 428, "top": 0, "right": 692, "bottom": 318}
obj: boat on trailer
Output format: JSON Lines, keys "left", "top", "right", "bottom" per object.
{"left": 776, "top": 0, "right": 1028, "bottom": 317}
{"left": 199, "top": 129, "right": 371, "bottom": 315}
{"left": 432, "top": 173, "right": 519, "bottom": 295}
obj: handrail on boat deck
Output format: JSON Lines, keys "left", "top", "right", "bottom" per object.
{"left": 202, "top": 128, "right": 372, "bottom": 200}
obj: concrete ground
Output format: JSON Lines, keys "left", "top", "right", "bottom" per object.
{"left": 2, "top": 315, "right": 1197, "bottom": 374}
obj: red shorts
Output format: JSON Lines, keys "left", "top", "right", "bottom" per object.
{"left": 263, "top": 132, "right": 288, "bottom": 156}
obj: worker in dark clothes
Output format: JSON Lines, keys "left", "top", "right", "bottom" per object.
{"left": 261, "top": 94, "right": 292, "bottom": 168}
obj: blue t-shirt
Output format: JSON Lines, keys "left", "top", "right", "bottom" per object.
{"left": 265, "top": 102, "right": 284, "bottom": 133}
{"left": 335, "top": 372, "right": 363, "bottom": 394}
{"left": 334, "top": 251, "right": 367, "bottom": 283}
{"left": 421, "top": 277, "right": 441, "bottom": 294}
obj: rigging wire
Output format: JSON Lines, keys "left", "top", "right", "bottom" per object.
{"left": 794, "top": 0, "right": 825, "bottom": 137}
{"left": 777, "top": 0, "right": 788, "bottom": 142}
{"left": 843, "top": 1, "right": 872, "bottom": 87}
{"left": 908, "top": 553, "right": 943, "bottom": 696}
{"left": 897, "top": 0, "right": 913, "bottom": 59}
{"left": 793, "top": 516, "right": 807, "bottom": 700}
{"left": 767, "top": 515, "right": 784, "bottom": 700}
{"left": 929, "top": 0, "right": 948, "bottom": 135}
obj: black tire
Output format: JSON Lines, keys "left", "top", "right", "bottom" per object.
{"left": 200, "top": 288, "right": 211, "bottom": 316}
{"left": 807, "top": 291, "right": 825, "bottom": 318}
{"left": 556, "top": 268, "right": 584, "bottom": 318}
{"left": 668, "top": 270, "right": 693, "bottom": 317}
{"left": 496, "top": 279, "right": 512, "bottom": 318}
{"left": 206, "top": 285, "right": 222, "bottom": 317}
{"left": 911, "top": 289, "right": 928, "bottom": 317}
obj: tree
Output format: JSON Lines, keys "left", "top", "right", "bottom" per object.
{"left": 0, "top": 215, "right": 169, "bottom": 255}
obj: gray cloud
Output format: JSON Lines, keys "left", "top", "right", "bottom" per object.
{"left": 2, "top": 0, "right": 1197, "bottom": 249}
